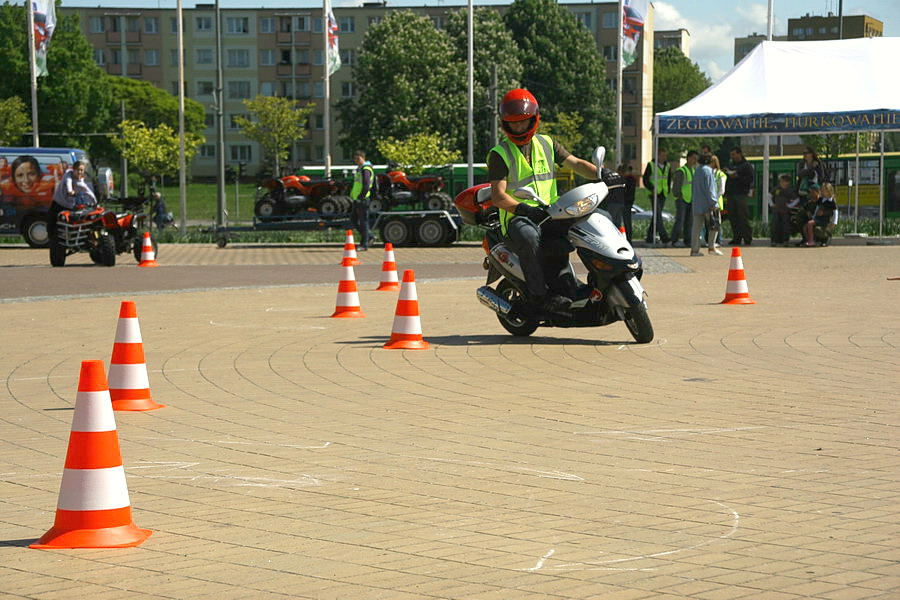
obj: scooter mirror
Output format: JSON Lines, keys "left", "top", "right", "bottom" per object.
{"left": 592, "top": 146, "right": 606, "bottom": 168}
{"left": 513, "top": 187, "right": 547, "bottom": 206}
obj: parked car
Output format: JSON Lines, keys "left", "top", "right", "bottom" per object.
{"left": 631, "top": 205, "right": 674, "bottom": 222}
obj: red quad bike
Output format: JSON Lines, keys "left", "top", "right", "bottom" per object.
{"left": 254, "top": 174, "right": 351, "bottom": 221}
{"left": 370, "top": 166, "right": 452, "bottom": 213}
{"left": 49, "top": 199, "right": 153, "bottom": 267}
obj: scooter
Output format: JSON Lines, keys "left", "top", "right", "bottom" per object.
{"left": 453, "top": 147, "right": 653, "bottom": 343}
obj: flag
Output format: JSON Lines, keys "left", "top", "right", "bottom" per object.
{"left": 32, "top": 0, "right": 56, "bottom": 77}
{"left": 622, "top": 0, "right": 647, "bottom": 68}
{"left": 326, "top": 3, "right": 341, "bottom": 76}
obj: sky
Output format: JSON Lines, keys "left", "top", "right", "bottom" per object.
{"left": 61, "top": 0, "right": 898, "bottom": 81}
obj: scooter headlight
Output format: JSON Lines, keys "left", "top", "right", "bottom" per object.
{"left": 565, "top": 194, "right": 598, "bottom": 216}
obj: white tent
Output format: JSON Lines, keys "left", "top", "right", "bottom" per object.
{"left": 653, "top": 37, "right": 900, "bottom": 237}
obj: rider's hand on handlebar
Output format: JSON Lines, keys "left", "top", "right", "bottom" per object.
{"left": 514, "top": 202, "right": 549, "bottom": 225}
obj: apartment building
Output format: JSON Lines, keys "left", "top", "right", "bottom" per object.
{"left": 62, "top": 2, "right": 654, "bottom": 178}
{"left": 654, "top": 28, "right": 690, "bottom": 58}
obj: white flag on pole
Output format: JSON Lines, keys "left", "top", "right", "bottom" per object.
{"left": 33, "top": 0, "right": 56, "bottom": 77}
{"left": 326, "top": 3, "right": 341, "bottom": 76}
{"left": 622, "top": 0, "right": 647, "bottom": 68}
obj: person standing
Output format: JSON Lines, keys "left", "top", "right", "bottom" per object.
{"left": 796, "top": 146, "right": 828, "bottom": 197}
{"left": 642, "top": 147, "right": 671, "bottom": 245}
{"left": 349, "top": 150, "right": 375, "bottom": 251}
{"left": 48, "top": 161, "right": 97, "bottom": 241}
{"left": 724, "top": 146, "right": 755, "bottom": 246}
{"left": 689, "top": 153, "right": 722, "bottom": 256}
{"left": 669, "top": 150, "right": 698, "bottom": 247}
{"left": 769, "top": 173, "right": 798, "bottom": 246}
{"left": 618, "top": 164, "right": 637, "bottom": 242}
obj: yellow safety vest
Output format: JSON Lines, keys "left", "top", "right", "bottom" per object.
{"left": 489, "top": 134, "right": 557, "bottom": 235}
{"left": 650, "top": 161, "right": 669, "bottom": 195}
{"left": 678, "top": 164, "right": 694, "bottom": 204}
{"left": 350, "top": 163, "right": 375, "bottom": 200}
{"left": 715, "top": 169, "right": 726, "bottom": 210}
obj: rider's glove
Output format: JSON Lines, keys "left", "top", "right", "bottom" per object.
{"left": 600, "top": 168, "right": 624, "bottom": 186}
{"left": 514, "top": 202, "right": 548, "bottom": 225}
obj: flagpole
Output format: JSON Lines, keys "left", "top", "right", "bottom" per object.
{"left": 323, "top": 0, "right": 331, "bottom": 178}
{"left": 615, "top": 0, "right": 623, "bottom": 166}
{"left": 466, "top": 0, "right": 473, "bottom": 187}
{"left": 177, "top": 0, "right": 187, "bottom": 230}
{"left": 26, "top": 0, "right": 40, "bottom": 147}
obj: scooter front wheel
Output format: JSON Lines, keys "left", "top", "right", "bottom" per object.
{"left": 623, "top": 301, "right": 654, "bottom": 343}
{"left": 496, "top": 280, "right": 538, "bottom": 337}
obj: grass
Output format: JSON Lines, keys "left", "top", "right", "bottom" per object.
{"left": 155, "top": 182, "right": 262, "bottom": 223}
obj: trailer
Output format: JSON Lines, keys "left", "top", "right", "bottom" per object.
{"left": 210, "top": 209, "right": 462, "bottom": 248}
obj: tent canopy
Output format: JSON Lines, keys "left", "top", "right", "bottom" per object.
{"left": 657, "top": 37, "right": 900, "bottom": 137}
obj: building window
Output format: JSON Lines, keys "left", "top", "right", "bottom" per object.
{"left": 339, "top": 16, "right": 354, "bottom": 33}
{"left": 603, "top": 46, "right": 618, "bottom": 61}
{"left": 830, "top": 26, "right": 839, "bottom": 34}
{"left": 128, "top": 49, "right": 140, "bottom": 64}
{"left": 603, "top": 12, "right": 617, "bottom": 28}
{"left": 339, "top": 48, "right": 356, "bottom": 66}
{"left": 197, "top": 80, "right": 214, "bottom": 96}
{"left": 144, "top": 17, "right": 158, "bottom": 34}
{"left": 623, "top": 143, "right": 636, "bottom": 161}
{"left": 429, "top": 15, "right": 443, "bottom": 29}
{"left": 228, "top": 80, "right": 251, "bottom": 99}
{"left": 127, "top": 16, "right": 140, "bottom": 32}
{"left": 260, "top": 49, "right": 275, "bottom": 66}
{"left": 260, "top": 82, "right": 276, "bottom": 96}
{"left": 170, "top": 81, "right": 186, "bottom": 95}
{"left": 314, "top": 145, "right": 324, "bottom": 161}
{"left": 575, "top": 13, "right": 592, "bottom": 30}
{"left": 279, "top": 49, "right": 291, "bottom": 65}
{"left": 368, "top": 16, "right": 382, "bottom": 26}
{"left": 605, "top": 77, "right": 617, "bottom": 91}
{"left": 312, "top": 17, "right": 323, "bottom": 33}
{"left": 196, "top": 48, "right": 213, "bottom": 65}
{"left": 89, "top": 16, "right": 104, "bottom": 33}
{"left": 805, "top": 27, "right": 813, "bottom": 35}
{"left": 204, "top": 113, "right": 214, "bottom": 128}
{"left": 296, "top": 16, "right": 309, "bottom": 31}
{"left": 623, "top": 111, "right": 634, "bottom": 126}
{"left": 196, "top": 16, "right": 212, "bottom": 32}
{"left": 200, "top": 144, "right": 215, "bottom": 158}
{"left": 296, "top": 49, "right": 310, "bottom": 64}
{"left": 229, "top": 114, "right": 246, "bottom": 130}
{"left": 297, "top": 82, "right": 310, "bottom": 97}
{"left": 110, "top": 49, "right": 121, "bottom": 65}
{"left": 314, "top": 114, "right": 324, "bottom": 130}
{"left": 818, "top": 27, "right": 826, "bottom": 34}
{"left": 227, "top": 17, "right": 249, "bottom": 34}
{"left": 259, "top": 17, "right": 274, "bottom": 33}
{"left": 230, "top": 145, "right": 252, "bottom": 162}
{"left": 623, "top": 76, "right": 636, "bottom": 94}
{"left": 144, "top": 49, "right": 159, "bottom": 66}
{"left": 227, "top": 49, "right": 250, "bottom": 68}
{"left": 341, "top": 81, "right": 354, "bottom": 98}
{"left": 313, "top": 50, "right": 323, "bottom": 66}
{"left": 93, "top": 49, "right": 105, "bottom": 66}
{"left": 314, "top": 82, "right": 324, "bottom": 98}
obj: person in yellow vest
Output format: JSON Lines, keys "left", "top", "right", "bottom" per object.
{"left": 641, "top": 147, "right": 671, "bottom": 244}
{"left": 669, "top": 150, "right": 698, "bottom": 247}
{"left": 350, "top": 150, "right": 376, "bottom": 250}
{"left": 488, "top": 88, "right": 602, "bottom": 314}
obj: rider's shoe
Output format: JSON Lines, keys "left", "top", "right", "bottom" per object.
{"left": 536, "top": 294, "right": 572, "bottom": 314}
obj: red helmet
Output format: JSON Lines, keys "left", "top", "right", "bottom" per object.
{"left": 499, "top": 88, "right": 540, "bottom": 145}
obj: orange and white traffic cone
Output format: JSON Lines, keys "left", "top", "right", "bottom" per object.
{"left": 384, "top": 270, "right": 429, "bottom": 350}
{"left": 108, "top": 301, "right": 164, "bottom": 411}
{"left": 721, "top": 247, "right": 756, "bottom": 305}
{"left": 30, "top": 360, "right": 152, "bottom": 549}
{"left": 341, "top": 229, "right": 360, "bottom": 266}
{"left": 137, "top": 232, "right": 159, "bottom": 267}
{"left": 376, "top": 242, "right": 401, "bottom": 291}
{"left": 331, "top": 257, "right": 366, "bottom": 318}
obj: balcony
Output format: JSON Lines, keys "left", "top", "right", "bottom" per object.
{"left": 276, "top": 63, "right": 312, "bottom": 77}
{"left": 276, "top": 31, "right": 312, "bottom": 45}
{"left": 105, "top": 63, "right": 143, "bottom": 76}
{"left": 105, "top": 31, "right": 141, "bottom": 44}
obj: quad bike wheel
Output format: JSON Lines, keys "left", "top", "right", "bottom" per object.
{"left": 133, "top": 235, "right": 159, "bottom": 263}
{"left": 254, "top": 196, "right": 278, "bottom": 222}
{"left": 425, "top": 192, "right": 453, "bottom": 212}
{"left": 318, "top": 196, "right": 341, "bottom": 216}
{"left": 367, "top": 196, "right": 384, "bottom": 213}
{"left": 380, "top": 217, "right": 413, "bottom": 247}
{"left": 96, "top": 234, "right": 116, "bottom": 267}
{"left": 49, "top": 237, "right": 66, "bottom": 267}
{"left": 416, "top": 217, "right": 450, "bottom": 246}
{"left": 496, "top": 279, "right": 538, "bottom": 337}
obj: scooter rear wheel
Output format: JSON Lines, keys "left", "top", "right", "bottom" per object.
{"left": 496, "top": 280, "right": 538, "bottom": 337}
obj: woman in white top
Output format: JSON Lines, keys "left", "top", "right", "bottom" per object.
{"left": 48, "top": 161, "right": 97, "bottom": 240}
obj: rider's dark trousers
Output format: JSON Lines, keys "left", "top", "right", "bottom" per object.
{"left": 349, "top": 200, "right": 371, "bottom": 248}
{"left": 505, "top": 216, "right": 571, "bottom": 298}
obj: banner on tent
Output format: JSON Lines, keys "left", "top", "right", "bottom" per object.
{"left": 659, "top": 110, "right": 900, "bottom": 136}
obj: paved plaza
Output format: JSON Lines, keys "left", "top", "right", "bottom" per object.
{"left": 1, "top": 242, "right": 898, "bottom": 599}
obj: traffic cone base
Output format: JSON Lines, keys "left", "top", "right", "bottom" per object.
{"left": 138, "top": 232, "right": 158, "bottom": 267}
{"left": 721, "top": 247, "right": 756, "bottom": 305}
{"left": 341, "top": 230, "right": 360, "bottom": 266}
{"left": 384, "top": 270, "right": 429, "bottom": 350}
{"left": 109, "top": 301, "right": 164, "bottom": 411}
{"left": 376, "top": 242, "right": 401, "bottom": 291}
{"left": 31, "top": 360, "right": 151, "bottom": 550}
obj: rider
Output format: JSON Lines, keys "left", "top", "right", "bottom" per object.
{"left": 48, "top": 161, "right": 97, "bottom": 241}
{"left": 488, "top": 88, "right": 601, "bottom": 313}
{"left": 350, "top": 150, "right": 375, "bottom": 251}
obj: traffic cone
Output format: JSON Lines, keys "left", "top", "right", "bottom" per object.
{"left": 331, "top": 257, "right": 366, "bottom": 318}
{"left": 137, "top": 232, "right": 159, "bottom": 267}
{"left": 618, "top": 226, "right": 627, "bottom": 235}
{"left": 108, "top": 301, "right": 164, "bottom": 411}
{"left": 30, "top": 360, "right": 152, "bottom": 549}
{"left": 384, "top": 270, "right": 429, "bottom": 350}
{"left": 721, "top": 247, "right": 756, "bottom": 305}
{"left": 376, "top": 242, "right": 401, "bottom": 291}
{"left": 341, "top": 229, "right": 360, "bottom": 266}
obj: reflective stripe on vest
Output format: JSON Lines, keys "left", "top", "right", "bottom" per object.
{"left": 679, "top": 165, "right": 694, "bottom": 204}
{"left": 350, "top": 164, "right": 375, "bottom": 200}
{"left": 650, "top": 161, "right": 669, "bottom": 193}
{"left": 715, "top": 169, "right": 726, "bottom": 210}
{"left": 489, "top": 135, "right": 557, "bottom": 235}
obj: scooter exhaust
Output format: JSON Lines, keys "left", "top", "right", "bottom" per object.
{"left": 476, "top": 286, "right": 513, "bottom": 316}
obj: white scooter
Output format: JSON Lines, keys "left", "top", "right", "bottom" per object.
{"left": 453, "top": 147, "right": 653, "bottom": 343}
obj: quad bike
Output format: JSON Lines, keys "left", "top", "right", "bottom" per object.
{"left": 254, "top": 174, "right": 351, "bottom": 221}
{"left": 453, "top": 147, "right": 653, "bottom": 343}
{"left": 370, "top": 165, "right": 452, "bottom": 213}
{"left": 49, "top": 197, "right": 154, "bottom": 267}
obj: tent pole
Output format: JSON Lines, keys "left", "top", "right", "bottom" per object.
{"left": 879, "top": 131, "right": 884, "bottom": 239}
{"left": 652, "top": 115, "right": 658, "bottom": 245}
{"left": 854, "top": 133, "right": 860, "bottom": 233}
{"left": 762, "top": 138, "right": 770, "bottom": 225}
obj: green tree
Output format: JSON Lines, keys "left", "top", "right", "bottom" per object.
{"left": 111, "top": 120, "right": 203, "bottom": 189}
{"left": 540, "top": 112, "right": 583, "bottom": 156}
{"left": 444, "top": 7, "right": 523, "bottom": 159}
{"left": 800, "top": 133, "right": 869, "bottom": 159}
{"left": 376, "top": 132, "right": 461, "bottom": 174}
{"left": 0, "top": 6, "right": 115, "bottom": 157}
{"left": 337, "top": 10, "right": 466, "bottom": 162}
{"left": 0, "top": 96, "right": 30, "bottom": 145}
{"left": 504, "top": 0, "right": 614, "bottom": 156}
{"left": 234, "top": 96, "right": 314, "bottom": 177}
{"left": 653, "top": 47, "right": 716, "bottom": 157}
